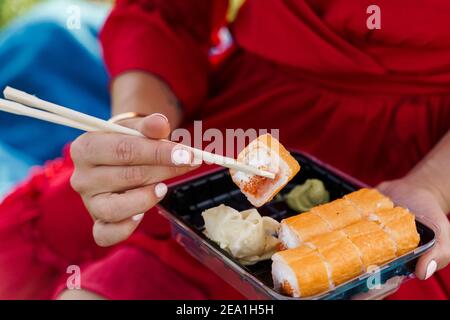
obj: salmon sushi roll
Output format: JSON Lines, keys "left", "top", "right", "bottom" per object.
{"left": 279, "top": 212, "right": 331, "bottom": 249}
{"left": 344, "top": 188, "right": 394, "bottom": 216}
{"left": 279, "top": 198, "right": 362, "bottom": 249}
{"left": 369, "top": 207, "right": 420, "bottom": 256}
{"left": 305, "top": 230, "right": 347, "bottom": 248}
{"left": 272, "top": 247, "right": 332, "bottom": 297}
{"left": 310, "top": 199, "right": 362, "bottom": 230}
{"left": 342, "top": 220, "right": 397, "bottom": 269}
{"left": 320, "top": 239, "right": 364, "bottom": 286}
{"left": 230, "top": 134, "right": 300, "bottom": 207}
{"left": 306, "top": 231, "right": 364, "bottom": 286}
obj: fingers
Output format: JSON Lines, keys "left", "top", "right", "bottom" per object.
{"left": 71, "top": 132, "right": 194, "bottom": 166}
{"left": 69, "top": 112, "right": 195, "bottom": 247}
{"left": 72, "top": 165, "right": 193, "bottom": 195}
{"left": 135, "top": 113, "right": 171, "bottom": 139}
{"left": 93, "top": 218, "right": 141, "bottom": 247}
{"left": 377, "top": 179, "right": 450, "bottom": 280}
{"left": 415, "top": 215, "right": 450, "bottom": 280}
{"left": 416, "top": 239, "right": 450, "bottom": 280}
{"left": 91, "top": 183, "right": 168, "bottom": 247}
{"left": 116, "top": 113, "right": 171, "bottom": 139}
{"left": 71, "top": 112, "right": 193, "bottom": 167}
{"left": 86, "top": 183, "right": 167, "bottom": 223}
{"left": 57, "top": 289, "right": 106, "bottom": 300}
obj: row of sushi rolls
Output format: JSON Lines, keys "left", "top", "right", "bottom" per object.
{"left": 201, "top": 134, "right": 420, "bottom": 298}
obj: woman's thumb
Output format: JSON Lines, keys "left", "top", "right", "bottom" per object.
{"left": 134, "top": 113, "right": 171, "bottom": 139}
{"left": 415, "top": 217, "right": 450, "bottom": 280}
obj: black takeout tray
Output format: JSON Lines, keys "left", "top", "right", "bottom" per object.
{"left": 157, "top": 150, "right": 435, "bottom": 299}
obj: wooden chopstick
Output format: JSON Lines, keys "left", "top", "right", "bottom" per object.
{"left": 0, "top": 98, "right": 99, "bottom": 132}
{"left": 4, "top": 86, "right": 140, "bottom": 137}
{"left": 1, "top": 87, "right": 275, "bottom": 179}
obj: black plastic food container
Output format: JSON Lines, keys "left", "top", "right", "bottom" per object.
{"left": 157, "top": 150, "right": 436, "bottom": 300}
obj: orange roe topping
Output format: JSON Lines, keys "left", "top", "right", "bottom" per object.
{"left": 281, "top": 281, "right": 295, "bottom": 296}
{"left": 241, "top": 170, "right": 280, "bottom": 197}
{"left": 242, "top": 176, "right": 268, "bottom": 196}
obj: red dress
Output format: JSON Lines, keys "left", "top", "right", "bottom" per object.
{"left": 1, "top": 0, "right": 450, "bottom": 299}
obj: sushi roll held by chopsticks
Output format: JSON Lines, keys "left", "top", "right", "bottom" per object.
{"left": 230, "top": 134, "right": 300, "bottom": 207}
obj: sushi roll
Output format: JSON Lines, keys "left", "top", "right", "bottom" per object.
{"left": 230, "top": 134, "right": 300, "bottom": 207}
{"left": 272, "top": 246, "right": 332, "bottom": 297}
{"left": 278, "top": 199, "right": 361, "bottom": 249}
{"left": 344, "top": 188, "right": 394, "bottom": 216}
{"left": 272, "top": 231, "right": 363, "bottom": 297}
{"left": 306, "top": 231, "right": 364, "bottom": 286}
{"left": 369, "top": 207, "right": 420, "bottom": 256}
{"left": 272, "top": 190, "right": 421, "bottom": 298}
{"left": 342, "top": 220, "right": 397, "bottom": 269}
{"left": 278, "top": 212, "right": 332, "bottom": 249}
{"left": 305, "top": 230, "right": 347, "bottom": 248}
{"left": 310, "top": 199, "right": 362, "bottom": 230}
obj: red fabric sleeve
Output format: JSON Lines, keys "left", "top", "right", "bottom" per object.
{"left": 100, "top": 0, "right": 229, "bottom": 118}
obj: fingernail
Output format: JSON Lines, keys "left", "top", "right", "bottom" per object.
{"left": 155, "top": 183, "right": 168, "bottom": 198}
{"left": 132, "top": 213, "right": 144, "bottom": 222}
{"left": 425, "top": 260, "right": 437, "bottom": 280}
{"left": 190, "top": 153, "right": 203, "bottom": 167}
{"left": 171, "top": 148, "right": 191, "bottom": 165}
{"left": 152, "top": 113, "right": 168, "bottom": 122}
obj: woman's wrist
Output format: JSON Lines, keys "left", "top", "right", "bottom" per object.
{"left": 405, "top": 159, "right": 450, "bottom": 214}
{"left": 111, "top": 71, "right": 182, "bottom": 129}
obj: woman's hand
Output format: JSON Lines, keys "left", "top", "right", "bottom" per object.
{"left": 70, "top": 113, "right": 197, "bottom": 247}
{"left": 378, "top": 177, "right": 450, "bottom": 280}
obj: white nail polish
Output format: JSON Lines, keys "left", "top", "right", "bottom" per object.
{"left": 152, "top": 113, "right": 168, "bottom": 122}
{"left": 155, "top": 183, "right": 168, "bottom": 198}
{"left": 190, "top": 153, "right": 203, "bottom": 167}
{"left": 425, "top": 260, "right": 437, "bottom": 280}
{"left": 132, "top": 213, "right": 144, "bottom": 222}
{"left": 171, "top": 148, "right": 191, "bottom": 165}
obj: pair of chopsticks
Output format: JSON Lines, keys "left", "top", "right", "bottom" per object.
{"left": 0, "top": 87, "right": 275, "bottom": 179}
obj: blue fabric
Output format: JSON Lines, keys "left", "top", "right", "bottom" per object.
{"left": 0, "top": 0, "right": 110, "bottom": 198}
{"left": 0, "top": 141, "right": 36, "bottom": 198}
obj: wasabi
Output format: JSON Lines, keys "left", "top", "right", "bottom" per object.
{"left": 285, "top": 179, "right": 330, "bottom": 212}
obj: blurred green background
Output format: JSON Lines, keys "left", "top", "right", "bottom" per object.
{"left": 0, "top": 0, "right": 41, "bottom": 28}
{"left": 0, "top": 0, "right": 246, "bottom": 29}
{"left": 0, "top": 0, "right": 115, "bottom": 28}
